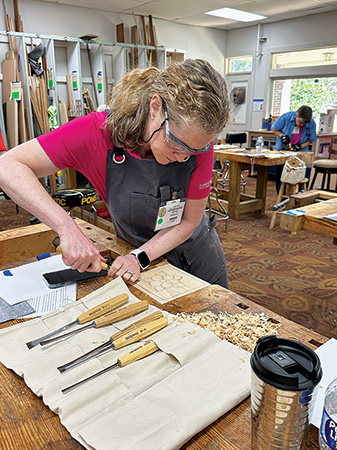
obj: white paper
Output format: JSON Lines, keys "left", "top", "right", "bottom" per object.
{"left": 0, "top": 255, "right": 76, "bottom": 306}
{"left": 25, "top": 285, "right": 76, "bottom": 318}
{"left": 253, "top": 98, "right": 264, "bottom": 111}
{"left": 324, "top": 213, "right": 337, "bottom": 222}
{"left": 263, "top": 151, "right": 294, "bottom": 159}
{"left": 311, "top": 338, "right": 337, "bottom": 428}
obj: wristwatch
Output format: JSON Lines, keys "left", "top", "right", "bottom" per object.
{"left": 129, "top": 249, "right": 151, "bottom": 270}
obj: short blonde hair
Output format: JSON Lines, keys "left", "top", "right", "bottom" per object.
{"left": 107, "top": 59, "right": 229, "bottom": 149}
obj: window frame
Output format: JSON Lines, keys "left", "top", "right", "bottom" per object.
{"left": 226, "top": 55, "right": 253, "bottom": 74}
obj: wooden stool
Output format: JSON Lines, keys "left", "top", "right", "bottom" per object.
{"left": 52, "top": 188, "right": 98, "bottom": 224}
{"left": 309, "top": 159, "right": 337, "bottom": 191}
{"left": 269, "top": 178, "right": 308, "bottom": 229}
{"left": 216, "top": 160, "right": 246, "bottom": 193}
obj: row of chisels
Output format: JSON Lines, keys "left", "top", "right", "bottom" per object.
{"left": 26, "top": 294, "right": 169, "bottom": 393}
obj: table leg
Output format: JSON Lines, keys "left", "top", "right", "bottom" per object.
{"left": 255, "top": 166, "right": 269, "bottom": 214}
{"left": 228, "top": 161, "right": 242, "bottom": 219}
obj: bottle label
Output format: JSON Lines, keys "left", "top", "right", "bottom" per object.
{"left": 320, "top": 408, "right": 337, "bottom": 449}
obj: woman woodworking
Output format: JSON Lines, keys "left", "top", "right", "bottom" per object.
{"left": 0, "top": 59, "right": 230, "bottom": 287}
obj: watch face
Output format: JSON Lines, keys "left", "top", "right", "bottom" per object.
{"left": 137, "top": 251, "right": 150, "bottom": 269}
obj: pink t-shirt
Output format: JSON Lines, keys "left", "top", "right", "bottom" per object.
{"left": 37, "top": 112, "right": 213, "bottom": 203}
{"left": 290, "top": 125, "right": 304, "bottom": 146}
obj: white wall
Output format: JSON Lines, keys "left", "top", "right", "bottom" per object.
{"left": 0, "top": 0, "right": 226, "bottom": 76}
{"left": 225, "top": 10, "right": 337, "bottom": 133}
{"left": 3, "top": 1, "right": 336, "bottom": 138}
{"left": 155, "top": 19, "right": 226, "bottom": 76}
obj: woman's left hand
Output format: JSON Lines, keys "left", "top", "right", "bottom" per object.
{"left": 108, "top": 254, "right": 140, "bottom": 283}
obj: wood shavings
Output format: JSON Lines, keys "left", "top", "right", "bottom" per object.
{"left": 175, "top": 310, "right": 281, "bottom": 353}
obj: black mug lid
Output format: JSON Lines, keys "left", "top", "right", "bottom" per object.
{"left": 250, "top": 335, "right": 322, "bottom": 391}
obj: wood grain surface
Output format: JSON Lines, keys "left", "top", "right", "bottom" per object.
{"left": 0, "top": 221, "right": 327, "bottom": 450}
{"left": 279, "top": 197, "right": 337, "bottom": 240}
{"left": 212, "top": 150, "right": 287, "bottom": 219}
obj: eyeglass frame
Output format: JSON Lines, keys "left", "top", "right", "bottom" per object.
{"left": 141, "top": 98, "right": 212, "bottom": 154}
{"left": 161, "top": 98, "right": 212, "bottom": 154}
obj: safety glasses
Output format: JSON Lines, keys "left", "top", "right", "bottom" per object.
{"left": 161, "top": 99, "right": 212, "bottom": 155}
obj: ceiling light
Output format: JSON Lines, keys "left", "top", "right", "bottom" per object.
{"left": 205, "top": 7, "right": 267, "bottom": 22}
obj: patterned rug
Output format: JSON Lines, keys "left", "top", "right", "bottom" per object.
{"left": 1, "top": 178, "right": 336, "bottom": 339}
{"left": 215, "top": 176, "right": 337, "bottom": 340}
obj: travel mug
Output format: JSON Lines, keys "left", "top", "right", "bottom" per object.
{"left": 251, "top": 335, "right": 322, "bottom": 449}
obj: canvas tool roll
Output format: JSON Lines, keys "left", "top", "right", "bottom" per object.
{"left": 0, "top": 278, "right": 251, "bottom": 450}
{"left": 280, "top": 155, "right": 306, "bottom": 185}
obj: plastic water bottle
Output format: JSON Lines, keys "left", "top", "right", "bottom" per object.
{"left": 256, "top": 136, "right": 264, "bottom": 154}
{"left": 319, "top": 378, "right": 337, "bottom": 449}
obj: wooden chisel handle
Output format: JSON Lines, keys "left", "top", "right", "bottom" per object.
{"left": 93, "top": 301, "right": 149, "bottom": 328}
{"left": 112, "top": 317, "right": 168, "bottom": 350}
{"left": 77, "top": 293, "right": 128, "bottom": 324}
{"left": 56, "top": 245, "right": 108, "bottom": 271}
{"left": 111, "top": 311, "right": 164, "bottom": 341}
{"left": 118, "top": 340, "right": 159, "bottom": 367}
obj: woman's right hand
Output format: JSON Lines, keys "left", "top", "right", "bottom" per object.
{"left": 58, "top": 227, "right": 105, "bottom": 273}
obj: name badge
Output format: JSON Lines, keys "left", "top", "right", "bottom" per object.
{"left": 154, "top": 199, "right": 185, "bottom": 231}
{"left": 293, "top": 126, "right": 300, "bottom": 135}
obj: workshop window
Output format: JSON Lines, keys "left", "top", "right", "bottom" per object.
{"left": 271, "top": 77, "right": 337, "bottom": 132}
{"left": 272, "top": 47, "right": 337, "bottom": 69}
{"left": 226, "top": 55, "right": 252, "bottom": 73}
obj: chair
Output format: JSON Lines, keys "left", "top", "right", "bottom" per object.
{"left": 224, "top": 132, "right": 247, "bottom": 148}
{"left": 309, "top": 137, "right": 337, "bottom": 191}
{"left": 205, "top": 170, "right": 228, "bottom": 231}
{"left": 216, "top": 132, "right": 247, "bottom": 192}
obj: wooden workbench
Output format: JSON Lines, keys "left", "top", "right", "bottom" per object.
{"left": 213, "top": 150, "right": 289, "bottom": 219}
{"left": 279, "top": 195, "right": 337, "bottom": 244}
{"left": 0, "top": 221, "right": 328, "bottom": 449}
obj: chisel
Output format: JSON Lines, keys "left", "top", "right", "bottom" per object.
{"left": 40, "top": 301, "right": 149, "bottom": 346}
{"left": 53, "top": 238, "right": 110, "bottom": 271}
{"left": 57, "top": 313, "right": 167, "bottom": 373}
{"left": 62, "top": 340, "right": 159, "bottom": 394}
{"left": 26, "top": 293, "right": 129, "bottom": 349}
{"left": 56, "top": 245, "right": 110, "bottom": 271}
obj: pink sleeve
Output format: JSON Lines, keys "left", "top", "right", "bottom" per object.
{"left": 186, "top": 142, "right": 214, "bottom": 199}
{"left": 37, "top": 112, "right": 109, "bottom": 203}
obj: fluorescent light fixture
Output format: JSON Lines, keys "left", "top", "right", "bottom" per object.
{"left": 205, "top": 7, "right": 267, "bottom": 22}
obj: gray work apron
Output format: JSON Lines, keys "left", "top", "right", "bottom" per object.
{"left": 105, "top": 147, "right": 228, "bottom": 288}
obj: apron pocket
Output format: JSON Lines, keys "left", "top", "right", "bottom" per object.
{"left": 168, "top": 215, "right": 226, "bottom": 284}
{"left": 182, "top": 215, "right": 218, "bottom": 266}
{"left": 130, "top": 192, "right": 160, "bottom": 237}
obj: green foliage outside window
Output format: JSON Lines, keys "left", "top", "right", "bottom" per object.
{"left": 232, "top": 59, "right": 252, "bottom": 72}
{"left": 289, "top": 78, "right": 337, "bottom": 126}
{"left": 227, "top": 56, "right": 252, "bottom": 73}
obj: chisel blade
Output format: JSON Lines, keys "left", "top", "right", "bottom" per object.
{"left": 61, "top": 340, "right": 159, "bottom": 394}
{"left": 56, "top": 311, "right": 164, "bottom": 373}
{"left": 25, "top": 293, "right": 129, "bottom": 349}
{"left": 61, "top": 361, "right": 119, "bottom": 394}
{"left": 26, "top": 320, "right": 78, "bottom": 349}
{"left": 40, "top": 322, "right": 94, "bottom": 346}
{"left": 58, "top": 341, "right": 111, "bottom": 373}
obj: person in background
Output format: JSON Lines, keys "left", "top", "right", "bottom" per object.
{"left": 271, "top": 105, "right": 317, "bottom": 192}
{"left": 0, "top": 59, "right": 230, "bottom": 288}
